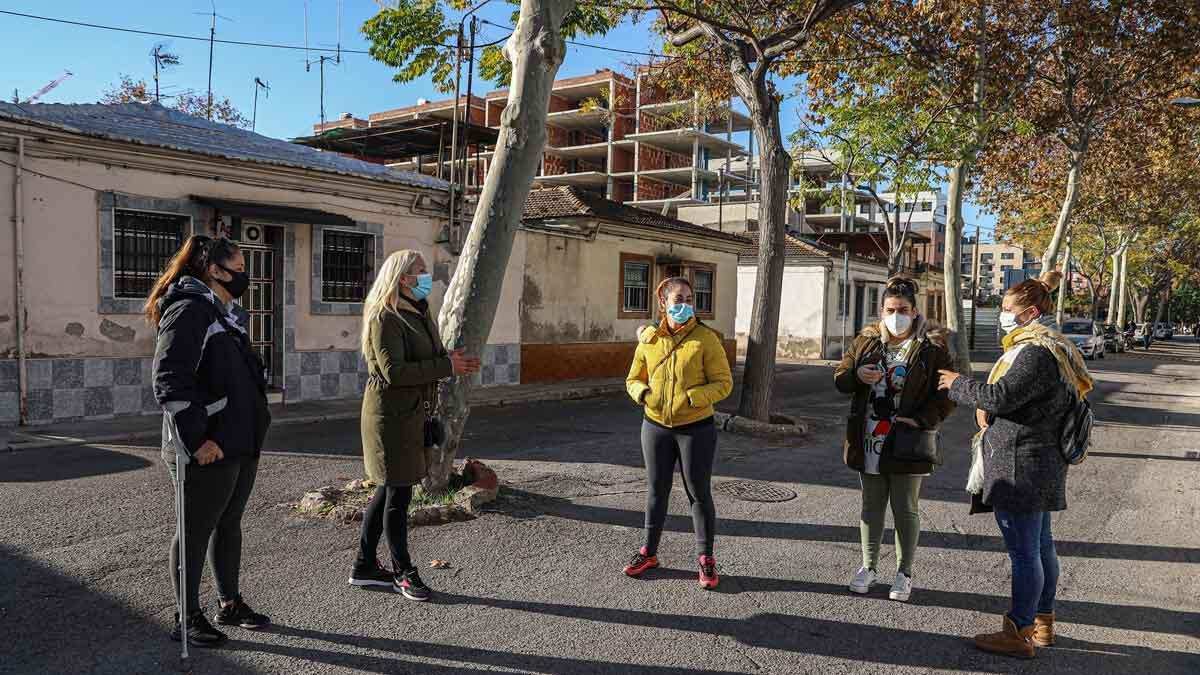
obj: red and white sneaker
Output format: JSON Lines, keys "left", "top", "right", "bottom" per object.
{"left": 699, "top": 555, "right": 719, "bottom": 589}
{"left": 623, "top": 546, "right": 659, "bottom": 577}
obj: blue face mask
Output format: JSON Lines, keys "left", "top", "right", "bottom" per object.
{"left": 667, "top": 302, "right": 695, "bottom": 324}
{"left": 411, "top": 273, "right": 433, "bottom": 301}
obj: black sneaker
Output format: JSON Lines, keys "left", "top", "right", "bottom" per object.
{"left": 394, "top": 567, "right": 431, "bottom": 602}
{"left": 349, "top": 558, "right": 394, "bottom": 588}
{"left": 214, "top": 596, "right": 271, "bottom": 629}
{"left": 170, "top": 610, "right": 228, "bottom": 647}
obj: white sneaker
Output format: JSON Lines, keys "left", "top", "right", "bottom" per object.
{"left": 849, "top": 567, "right": 877, "bottom": 594}
{"left": 889, "top": 572, "right": 913, "bottom": 602}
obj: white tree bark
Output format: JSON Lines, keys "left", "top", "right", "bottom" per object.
{"left": 1115, "top": 247, "right": 1129, "bottom": 327}
{"left": 426, "top": 0, "right": 576, "bottom": 492}
{"left": 1106, "top": 250, "right": 1120, "bottom": 320}
{"left": 1041, "top": 148, "right": 1084, "bottom": 272}
{"left": 943, "top": 158, "right": 972, "bottom": 374}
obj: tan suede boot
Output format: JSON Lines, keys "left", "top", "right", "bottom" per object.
{"left": 1033, "top": 613, "right": 1055, "bottom": 647}
{"left": 974, "top": 615, "right": 1037, "bottom": 659}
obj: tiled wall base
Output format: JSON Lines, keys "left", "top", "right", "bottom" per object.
{"left": 2, "top": 343, "right": 524, "bottom": 426}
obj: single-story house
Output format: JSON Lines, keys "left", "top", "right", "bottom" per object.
{"left": 0, "top": 102, "right": 453, "bottom": 426}
{"left": 736, "top": 232, "right": 947, "bottom": 360}
{"left": 507, "top": 186, "right": 746, "bottom": 382}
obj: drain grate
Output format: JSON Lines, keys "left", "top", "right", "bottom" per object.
{"left": 714, "top": 480, "right": 797, "bottom": 503}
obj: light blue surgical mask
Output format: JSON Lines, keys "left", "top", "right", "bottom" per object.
{"left": 411, "top": 273, "right": 433, "bottom": 301}
{"left": 667, "top": 302, "right": 695, "bottom": 324}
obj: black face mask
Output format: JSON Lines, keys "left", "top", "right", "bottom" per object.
{"left": 216, "top": 264, "right": 250, "bottom": 299}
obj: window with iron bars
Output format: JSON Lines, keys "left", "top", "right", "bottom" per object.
{"left": 322, "top": 230, "right": 376, "bottom": 302}
{"left": 693, "top": 269, "right": 714, "bottom": 315}
{"left": 622, "top": 261, "right": 651, "bottom": 314}
{"left": 114, "top": 209, "right": 188, "bottom": 299}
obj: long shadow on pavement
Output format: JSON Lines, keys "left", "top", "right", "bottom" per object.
{"left": 495, "top": 489, "right": 1200, "bottom": 565}
{"left": 713, "top": 573, "right": 1200, "bottom": 638}
{"left": 429, "top": 592, "right": 1199, "bottom": 674}
{"left": 0, "top": 444, "right": 152, "bottom": 483}
{"left": 0, "top": 543, "right": 248, "bottom": 674}
{"left": 244, "top": 625, "right": 747, "bottom": 675}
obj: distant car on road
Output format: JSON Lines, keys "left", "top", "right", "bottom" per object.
{"left": 1103, "top": 324, "right": 1127, "bottom": 353}
{"left": 1063, "top": 319, "right": 1106, "bottom": 360}
{"left": 1153, "top": 323, "right": 1173, "bottom": 340}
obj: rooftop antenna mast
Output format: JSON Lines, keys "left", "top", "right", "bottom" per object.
{"left": 196, "top": 2, "right": 233, "bottom": 119}
{"left": 151, "top": 44, "right": 181, "bottom": 103}
{"left": 21, "top": 71, "right": 74, "bottom": 104}
{"left": 304, "top": 0, "right": 342, "bottom": 129}
{"left": 251, "top": 77, "right": 270, "bottom": 131}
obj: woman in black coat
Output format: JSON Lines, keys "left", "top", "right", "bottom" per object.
{"left": 938, "top": 270, "right": 1092, "bottom": 659}
{"left": 148, "top": 235, "right": 272, "bottom": 648}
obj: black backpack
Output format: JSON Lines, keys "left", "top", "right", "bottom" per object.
{"left": 1058, "top": 389, "right": 1093, "bottom": 465}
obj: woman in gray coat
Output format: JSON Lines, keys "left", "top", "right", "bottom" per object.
{"left": 347, "top": 250, "right": 479, "bottom": 601}
{"left": 938, "top": 270, "right": 1093, "bottom": 659}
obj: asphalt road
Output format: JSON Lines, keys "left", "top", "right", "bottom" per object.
{"left": 2, "top": 339, "right": 1198, "bottom": 674}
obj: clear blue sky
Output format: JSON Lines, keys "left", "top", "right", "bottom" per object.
{"left": 0, "top": 0, "right": 996, "bottom": 237}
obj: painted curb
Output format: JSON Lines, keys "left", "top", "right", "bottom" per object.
{"left": 3, "top": 385, "right": 628, "bottom": 452}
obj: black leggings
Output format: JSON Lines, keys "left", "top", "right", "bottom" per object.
{"left": 162, "top": 450, "right": 260, "bottom": 611}
{"left": 641, "top": 417, "right": 718, "bottom": 557}
{"left": 357, "top": 485, "right": 414, "bottom": 572}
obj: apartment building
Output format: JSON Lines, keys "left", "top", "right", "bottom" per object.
{"left": 960, "top": 237, "right": 1043, "bottom": 298}
{"left": 304, "top": 69, "right": 755, "bottom": 217}
{"left": 864, "top": 189, "right": 948, "bottom": 267}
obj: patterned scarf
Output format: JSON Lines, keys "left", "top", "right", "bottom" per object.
{"left": 989, "top": 316, "right": 1094, "bottom": 398}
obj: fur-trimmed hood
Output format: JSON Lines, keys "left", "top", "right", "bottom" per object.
{"left": 858, "top": 314, "right": 949, "bottom": 351}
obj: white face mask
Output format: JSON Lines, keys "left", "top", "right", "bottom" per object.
{"left": 1000, "top": 308, "right": 1036, "bottom": 335}
{"left": 884, "top": 312, "right": 913, "bottom": 336}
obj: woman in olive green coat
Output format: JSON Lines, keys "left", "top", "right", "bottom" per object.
{"left": 348, "top": 250, "right": 479, "bottom": 601}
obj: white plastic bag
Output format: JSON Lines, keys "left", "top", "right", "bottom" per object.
{"left": 966, "top": 431, "right": 985, "bottom": 495}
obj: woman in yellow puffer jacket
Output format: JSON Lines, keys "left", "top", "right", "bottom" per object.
{"left": 623, "top": 276, "right": 733, "bottom": 589}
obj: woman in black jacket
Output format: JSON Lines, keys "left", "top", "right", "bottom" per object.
{"left": 938, "top": 270, "right": 1092, "bottom": 659}
{"left": 148, "top": 235, "right": 272, "bottom": 648}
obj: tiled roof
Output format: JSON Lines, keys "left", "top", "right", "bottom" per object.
{"left": 0, "top": 102, "right": 449, "bottom": 191}
{"left": 740, "top": 231, "right": 889, "bottom": 268}
{"left": 523, "top": 186, "right": 749, "bottom": 245}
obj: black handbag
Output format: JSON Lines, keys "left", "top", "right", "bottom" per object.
{"left": 885, "top": 424, "right": 944, "bottom": 465}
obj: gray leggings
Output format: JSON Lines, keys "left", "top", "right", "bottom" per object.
{"left": 641, "top": 418, "right": 718, "bottom": 557}
{"left": 163, "top": 448, "right": 260, "bottom": 611}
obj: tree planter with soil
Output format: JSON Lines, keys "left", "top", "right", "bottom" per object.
{"left": 714, "top": 411, "right": 808, "bottom": 438}
{"left": 288, "top": 459, "right": 500, "bottom": 526}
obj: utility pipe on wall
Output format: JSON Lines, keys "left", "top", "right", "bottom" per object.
{"left": 11, "top": 135, "right": 27, "bottom": 425}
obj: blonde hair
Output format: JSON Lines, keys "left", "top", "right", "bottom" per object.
{"left": 361, "top": 249, "right": 424, "bottom": 353}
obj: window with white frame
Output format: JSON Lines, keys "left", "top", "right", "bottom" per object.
{"left": 868, "top": 286, "right": 880, "bottom": 316}
{"left": 114, "top": 209, "right": 189, "bottom": 299}
{"left": 919, "top": 201, "right": 933, "bottom": 212}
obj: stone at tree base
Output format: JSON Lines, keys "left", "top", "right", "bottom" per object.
{"left": 454, "top": 484, "right": 499, "bottom": 515}
{"left": 329, "top": 505, "right": 363, "bottom": 524}
{"left": 298, "top": 487, "right": 340, "bottom": 514}
{"left": 461, "top": 458, "right": 498, "bottom": 490}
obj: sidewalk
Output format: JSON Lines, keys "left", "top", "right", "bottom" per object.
{"left": 2, "top": 377, "right": 627, "bottom": 452}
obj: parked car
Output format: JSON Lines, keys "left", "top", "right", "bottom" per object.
{"left": 1103, "top": 324, "right": 1127, "bottom": 353}
{"left": 1153, "top": 323, "right": 1173, "bottom": 340}
{"left": 1063, "top": 319, "right": 1106, "bottom": 360}
{"left": 1134, "top": 323, "right": 1153, "bottom": 349}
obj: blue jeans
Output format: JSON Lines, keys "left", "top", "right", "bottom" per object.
{"left": 994, "top": 511, "right": 1060, "bottom": 628}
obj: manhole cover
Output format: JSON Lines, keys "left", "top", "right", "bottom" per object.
{"left": 714, "top": 480, "right": 796, "bottom": 503}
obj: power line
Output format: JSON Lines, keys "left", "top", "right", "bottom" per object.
{"left": 0, "top": 9, "right": 508, "bottom": 53}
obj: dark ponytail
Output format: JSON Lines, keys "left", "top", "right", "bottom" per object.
{"left": 143, "top": 234, "right": 240, "bottom": 325}
{"left": 882, "top": 276, "right": 919, "bottom": 307}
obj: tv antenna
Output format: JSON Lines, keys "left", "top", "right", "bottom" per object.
{"left": 304, "top": 0, "right": 342, "bottom": 128}
{"left": 20, "top": 71, "right": 74, "bottom": 104}
{"left": 151, "top": 44, "right": 181, "bottom": 102}
{"left": 251, "top": 77, "right": 270, "bottom": 131}
{"left": 194, "top": 2, "right": 233, "bottom": 119}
